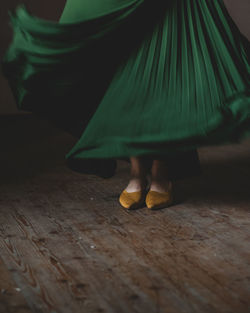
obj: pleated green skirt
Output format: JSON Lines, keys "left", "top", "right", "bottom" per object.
{"left": 2, "top": 0, "right": 250, "bottom": 178}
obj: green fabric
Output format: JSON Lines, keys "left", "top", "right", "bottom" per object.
{"left": 60, "top": 0, "right": 135, "bottom": 22}
{"left": 2, "top": 0, "right": 250, "bottom": 163}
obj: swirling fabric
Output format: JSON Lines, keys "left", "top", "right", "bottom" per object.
{"left": 2, "top": 0, "right": 250, "bottom": 177}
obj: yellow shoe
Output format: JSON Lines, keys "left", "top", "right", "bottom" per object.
{"left": 119, "top": 189, "right": 146, "bottom": 210}
{"left": 146, "top": 181, "right": 174, "bottom": 210}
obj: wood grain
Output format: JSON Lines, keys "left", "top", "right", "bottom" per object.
{"left": 0, "top": 114, "right": 250, "bottom": 313}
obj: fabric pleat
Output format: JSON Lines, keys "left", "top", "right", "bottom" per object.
{"left": 65, "top": 0, "right": 250, "bottom": 160}
{"left": 2, "top": 0, "right": 250, "bottom": 177}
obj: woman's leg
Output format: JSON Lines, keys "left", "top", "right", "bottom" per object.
{"left": 124, "top": 157, "right": 171, "bottom": 193}
{"left": 149, "top": 159, "right": 172, "bottom": 192}
{"left": 125, "top": 156, "right": 149, "bottom": 192}
{"left": 144, "top": 159, "right": 173, "bottom": 209}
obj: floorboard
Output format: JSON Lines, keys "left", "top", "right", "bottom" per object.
{"left": 0, "top": 114, "right": 250, "bottom": 313}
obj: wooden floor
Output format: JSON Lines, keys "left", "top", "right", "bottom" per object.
{"left": 1, "top": 114, "right": 250, "bottom": 313}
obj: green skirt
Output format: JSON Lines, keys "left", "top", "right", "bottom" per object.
{"left": 2, "top": 0, "right": 250, "bottom": 178}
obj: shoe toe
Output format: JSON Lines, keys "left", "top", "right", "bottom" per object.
{"left": 146, "top": 190, "right": 173, "bottom": 209}
{"left": 119, "top": 190, "right": 144, "bottom": 209}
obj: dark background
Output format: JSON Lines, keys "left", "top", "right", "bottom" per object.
{"left": 0, "top": 0, "right": 249, "bottom": 114}
{"left": 0, "top": 0, "right": 66, "bottom": 114}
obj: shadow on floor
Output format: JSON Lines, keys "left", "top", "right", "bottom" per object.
{"left": 1, "top": 113, "right": 250, "bottom": 208}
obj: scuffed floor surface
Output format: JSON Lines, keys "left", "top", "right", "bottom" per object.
{"left": 0, "top": 114, "right": 250, "bottom": 313}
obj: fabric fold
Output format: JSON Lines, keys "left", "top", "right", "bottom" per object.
{"left": 2, "top": 0, "right": 250, "bottom": 179}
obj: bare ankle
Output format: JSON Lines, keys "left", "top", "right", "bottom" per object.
{"left": 149, "top": 159, "right": 171, "bottom": 191}
{"left": 125, "top": 176, "right": 148, "bottom": 192}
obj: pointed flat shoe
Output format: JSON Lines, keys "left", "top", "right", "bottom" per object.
{"left": 119, "top": 189, "right": 146, "bottom": 210}
{"left": 146, "top": 181, "right": 174, "bottom": 210}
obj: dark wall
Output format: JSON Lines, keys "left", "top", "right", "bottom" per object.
{"left": 224, "top": 0, "right": 250, "bottom": 40}
{"left": 0, "top": 0, "right": 249, "bottom": 114}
